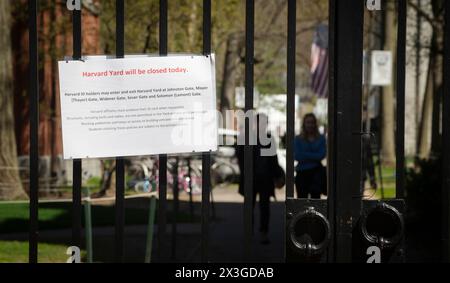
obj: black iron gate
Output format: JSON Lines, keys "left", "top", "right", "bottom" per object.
{"left": 26, "top": 0, "right": 450, "bottom": 263}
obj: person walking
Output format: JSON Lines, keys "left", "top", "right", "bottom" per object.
{"left": 236, "top": 114, "right": 283, "bottom": 244}
{"left": 294, "top": 113, "right": 327, "bottom": 199}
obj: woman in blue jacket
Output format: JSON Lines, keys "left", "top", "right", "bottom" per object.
{"left": 295, "top": 113, "right": 327, "bottom": 199}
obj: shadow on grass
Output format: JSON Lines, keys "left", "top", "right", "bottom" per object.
{"left": 0, "top": 199, "right": 200, "bottom": 235}
{"left": 0, "top": 196, "right": 287, "bottom": 263}
{"left": 0, "top": 198, "right": 203, "bottom": 262}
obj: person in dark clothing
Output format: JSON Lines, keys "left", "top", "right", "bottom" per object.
{"left": 361, "top": 127, "right": 377, "bottom": 194}
{"left": 236, "top": 113, "right": 281, "bottom": 244}
{"left": 294, "top": 113, "right": 327, "bottom": 199}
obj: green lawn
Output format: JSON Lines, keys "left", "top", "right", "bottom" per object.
{"left": 0, "top": 199, "right": 198, "bottom": 263}
{"left": 370, "top": 157, "right": 417, "bottom": 199}
{"left": 374, "top": 186, "right": 396, "bottom": 199}
{"left": 0, "top": 241, "right": 86, "bottom": 263}
{"left": 0, "top": 200, "right": 198, "bottom": 234}
{"left": 373, "top": 165, "right": 396, "bottom": 199}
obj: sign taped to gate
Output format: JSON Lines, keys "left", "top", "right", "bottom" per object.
{"left": 58, "top": 55, "right": 217, "bottom": 159}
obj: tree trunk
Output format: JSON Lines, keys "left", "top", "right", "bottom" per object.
{"left": 12, "top": 1, "right": 101, "bottom": 191}
{"left": 431, "top": 2, "right": 444, "bottom": 156}
{"left": 93, "top": 161, "right": 116, "bottom": 198}
{"left": 418, "top": 52, "right": 434, "bottom": 158}
{"left": 188, "top": 0, "right": 198, "bottom": 50}
{"left": 220, "top": 33, "right": 241, "bottom": 113}
{"left": 418, "top": 0, "right": 444, "bottom": 159}
{"left": 431, "top": 75, "right": 442, "bottom": 156}
{"left": 0, "top": 0, "right": 27, "bottom": 200}
{"left": 380, "top": 1, "right": 396, "bottom": 165}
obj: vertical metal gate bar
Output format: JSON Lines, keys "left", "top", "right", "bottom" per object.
{"left": 158, "top": 0, "right": 168, "bottom": 262}
{"left": 332, "top": 0, "right": 364, "bottom": 263}
{"left": 72, "top": 6, "right": 83, "bottom": 251}
{"left": 115, "top": 0, "right": 125, "bottom": 263}
{"left": 285, "top": 0, "right": 297, "bottom": 263}
{"left": 28, "top": 0, "right": 39, "bottom": 264}
{"left": 286, "top": 0, "right": 296, "bottom": 200}
{"left": 201, "top": 0, "right": 212, "bottom": 263}
{"left": 396, "top": 0, "right": 407, "bottom": 199}
{"left": 201, "top": 155, "right": 211, "bottom": 261}
{"left": 442, "top": 0, "right": 450, "bottom": 263}
{"left": 171, "top": 158, "right": 179, "bottom": 260}
{"left": 327, "top": 0, "right": 336, "bottom": 262}
{"left": 244, "top": 0, "right": 255, "bottom": 261}
{"left": 188, "top": 157, "right": 194, "bottom": 221}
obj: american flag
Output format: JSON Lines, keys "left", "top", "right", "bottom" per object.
{"left": 311, "top": 24, "right": 329, "bottom": 98}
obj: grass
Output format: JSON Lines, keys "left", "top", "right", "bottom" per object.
{"left": 369, "top": 157, "right": 417, "bottom": 199}
{"left": 85, "top": 177, "right": 102, "bottom": 188}
{"left": 0, "top": 200, "right": 199, "bottom": 234}
{"left": 373, "top": 165, "right": 396, "bottom": 199}
{"left": 0, "top": 241, "right": 86, "bottom": 263}
{"left": 0, "top": 199, "right": 198, "bottom": 263}
{"left": 374, "top": 186, "right": 396, "bottom": 199}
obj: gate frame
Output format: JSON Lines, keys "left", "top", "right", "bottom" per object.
{"left": 25, "top": 0, "right": 450, "bottom": 263}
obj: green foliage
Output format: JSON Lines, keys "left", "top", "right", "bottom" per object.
{"left": 85, "top": 176, "right": 101, "bottom": 188}
{"left": 258, "top": 77, "right": 286, "bottom": 94}
{"left": 100, "top": 0, "right": 160, "bottom": 54}
{"left": 168, "top": 0, "right": 203, "bottom": 52}
{"left": 97, "top": 0, "right": 331, "bottom": 95}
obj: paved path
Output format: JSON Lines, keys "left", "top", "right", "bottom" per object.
{"left": 159, "top": 185, "right": 285, "bottom": 262}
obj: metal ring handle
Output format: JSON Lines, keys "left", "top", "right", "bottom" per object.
{"left": 288, "top": 207, "right": 331, "bottom": 257}
{"left": 361, "top": 202, "right": 404, "bottom": 249}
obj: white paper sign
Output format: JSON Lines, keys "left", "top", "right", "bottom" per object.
{"left": 370, "top": 51, "right": 393, "bottom": 86}
{"left": 58, "top": 55, "right": 217, "bottom": 159}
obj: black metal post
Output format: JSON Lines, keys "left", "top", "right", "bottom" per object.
{"left": 327, "top": 0, "right": 336, "bottom": 263}
{"left": 442, "top": 0, "right": 450, "bottom": 263}
{"left": 244, "top": 0, "right": 255, "bottom": 261}
{"left": 115, "top": 0, "right": 125, "bottom": 263}
{"left": 187, "top": 158, "right": 194, "bottom": 221}
{"left": 285, "top": 0, "right": 297, "bottom": 263}
{"left": 28, "top": 0, "right": 39, "bottom": 264}
{"left": 396, "top": 0, "right": 407, "bottom": 199}
{"left": 331, "top": 0, "right": 364, "bottom": 263}
{"left": 286, "top": 0, "right": 296, "bottom": 200}
{"left": 72, "top": 5, "right": 83, "bottom": 252}
{"left": 201, "top": 0, "right": 212, "bottom": 263}
{"left": 158, "top": 0, "right": 168, "bottom": 262}
{"left": 171, "top": 158, "right": 179, "bottom": 261}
